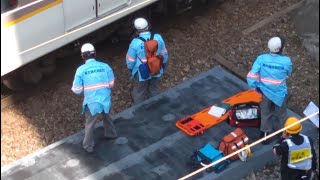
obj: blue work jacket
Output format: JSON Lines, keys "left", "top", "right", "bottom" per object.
{"left": 71, "top": 59, "right": 114, "bottom": 115}
{"left": 126, "top": 31, "right": 168, "bottom": 81}
{"left": 247, "top": 53, "right": 292, "bottom": 107}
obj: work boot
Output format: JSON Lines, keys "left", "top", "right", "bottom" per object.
{"left": 81, "top": 146, "right": 94, "bottom": 154}
{"left": 260, "top": 131, "right": 271, "bottom": 145}
{"left": 99, "top": 136, "right": 118, "bottom": 141}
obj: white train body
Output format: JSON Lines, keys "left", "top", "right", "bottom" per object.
{"left": 1, "top": 0, "right": 162, "bottom": 77}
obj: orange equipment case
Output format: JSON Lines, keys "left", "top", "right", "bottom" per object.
{"left": 176, "top": 90, "right": 262, "bottom": 136}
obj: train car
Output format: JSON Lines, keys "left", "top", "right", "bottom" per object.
{"left": 1, "top": 0, "right": 207, "bottom": 90}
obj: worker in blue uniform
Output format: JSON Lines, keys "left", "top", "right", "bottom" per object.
{"left": 273, "top": 117, "right": 317, "bottom": 180}
{"left": 71, "top": 43, "right": 117, "bottom": 153}
{"left": 247, "top": 36, "right": 292, "bottom": 144}
{"left": 125, "top": 17, "right": 169, "bottom": 104}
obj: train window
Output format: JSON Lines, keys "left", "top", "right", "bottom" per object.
{"left": 1, "top": 0, "right": 18, "bottom": 14}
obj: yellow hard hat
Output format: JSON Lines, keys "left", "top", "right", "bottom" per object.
{"left": 284, "top": 117, "right": 302, "bottom": 134}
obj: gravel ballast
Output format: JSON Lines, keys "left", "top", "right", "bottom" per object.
{"left": 1, "top": 0, "right": 318, "bottom": 179}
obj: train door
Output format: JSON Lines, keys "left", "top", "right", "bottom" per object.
{"left": 62, "top": 0, "right": 96, "bottom": 31}
{"left": 62, "top": 0, "right": 131, "bottom": 32}
{"left": 97, "top": 0, "right": 131, "bottom": 17}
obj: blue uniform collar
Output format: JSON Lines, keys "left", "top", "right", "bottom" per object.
{"left": 139, "top": 31, "right": 151, "bottom": 36}
{"left": 269, "top": 52, "right": 282, "bottom": 56}
{"left": 85, "top": 58, "right": 96, "bottom": 64}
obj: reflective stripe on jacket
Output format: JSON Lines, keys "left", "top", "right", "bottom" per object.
{"left": 71, "top": 59, "right": 114, "bottom": 115}
{"left": 126, "top": 31, "right": 168, "bottom": 81}
{"left": 284, "top": 134, "right": 312, "bottom": 170}
{"left": 246, "top": 53, "right": 292, "bottom": 106}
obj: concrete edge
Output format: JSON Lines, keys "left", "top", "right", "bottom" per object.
{"left": 0, "top": 66, "right": 229, "bottom": 172}
{"left": 193, "top": 111, "right": 318, "bottom": 180}
{"left": 200, "top": 125, "right": 318, "bottom": 180}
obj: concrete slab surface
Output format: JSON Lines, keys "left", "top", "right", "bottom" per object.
{"left": 1, "top": 66, "right": 318, "bottom": 180}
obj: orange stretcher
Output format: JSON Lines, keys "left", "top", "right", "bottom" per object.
{"left": 176, "top": 89, "right": 262, "bottom": 136}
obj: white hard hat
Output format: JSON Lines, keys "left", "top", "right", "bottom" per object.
{"left": 81, "top": 43, "right": 95, "bottom": 53}
{"left": 134, "top": 18, "right": 149, "bottom": 30}
{"left": 268, "top": 37, "right": 282, "bottom": 53}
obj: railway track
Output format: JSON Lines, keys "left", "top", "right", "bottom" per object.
{"left": 1, "top": 93, "right": 25, "bottom": 110}
{"left": 1, "top": 80, "right": 55, "bottom": 110}
{"left": 1, "top": 1, "right": 303, "bottom": 111}
{"left": 1, "top": 57, "right": 78, "bottom": 110}
{"left": 2, "top": 1, "right": 316, "bottom": 177}
{"left": 0, "top": 54, "right": 243, "bottom": 110}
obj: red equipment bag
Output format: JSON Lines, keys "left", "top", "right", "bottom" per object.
{"left": 227, "top": 101, "right": 261, "bottom": 128}
{"left": 218, "top": 128, "right": 249, "bottom": 161}
{"left": 137, "top": 33, "right": 163, "bottom": 75}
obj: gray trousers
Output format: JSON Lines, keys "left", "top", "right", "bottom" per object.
{"left": 260, "top": 94, "right": 288, "bottom": 133}
{"left": 132, "top": 75, "right": 160, "bottom": 105}
{"left": 83, "top": 108, "right": 117, "bottom": 152}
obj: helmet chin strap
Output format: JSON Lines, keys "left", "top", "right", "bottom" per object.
{"left": 81, "top": 51, "right": 96, "bottom": 60}
{"left": 275, "top": 45, "right": 284, "bottom": 54}
{"left": 278, "top": 36, "right": 286, "bottom": 54}
{"left": 136, "top": 27, "right": 149, "bottom": 34}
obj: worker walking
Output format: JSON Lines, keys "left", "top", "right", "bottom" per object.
{"left": 71, "top": 43, "right": 117, "bottom": 153}
{"left": 273, "top": 117, "right": 317, "bottom": 180}
{"left": 247, "top": 36, "right": 292, "bottom": 144}
{"left": 125, "top": 17, "right": 168, "bottom": 104}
